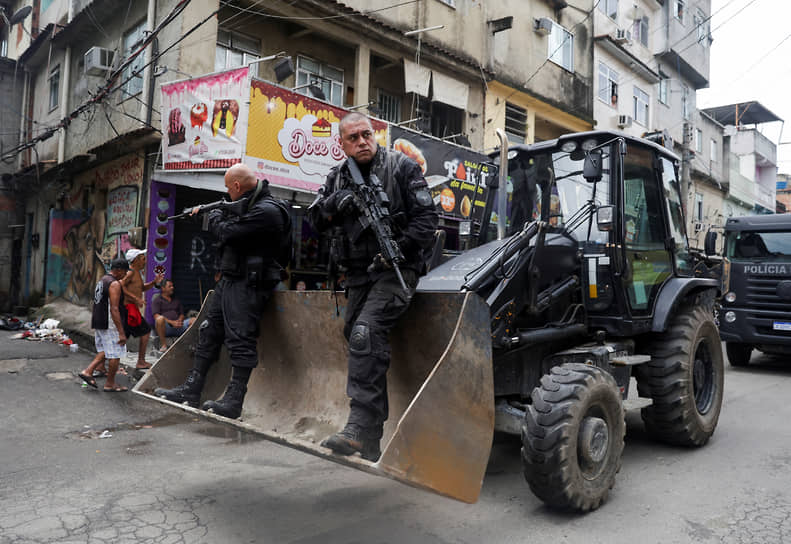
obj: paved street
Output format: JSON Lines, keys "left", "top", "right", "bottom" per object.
{"left": 1, "top": 330, "right": 790, "bottom": 544}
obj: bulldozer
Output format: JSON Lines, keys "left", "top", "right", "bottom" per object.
{"left": 134, "top": 129, "right": 725, "bottom": 511}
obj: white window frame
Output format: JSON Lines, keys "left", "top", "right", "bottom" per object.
{"left": 695, "top": 9, "right": 708, "bottom": 45}
{"left": 632, "top": 86, "right": 649, "bottom": 126}
{"left": 695, "top": 129, "right": 703, "bottom": 153}
{"left": 598, "top": 0, "right": 618, "bottom": 20}
{"left": 633, "top": 16, "right": 649, "bottom": 47}
{"left": 598, "top": 62, "right": 619, "bottom": 108}
{"left": 710, "top": 139, "right": 717, "bottom": 163}
{"left": 121, "top": 20, "right": 146, "bottom": 100}
{"left": 296, "top": 56, "right": 345, "bottom": 106}
{"left": 547, "top": 22, "right": 574, "bottom": 72}
{"left": 674, "top": 0, "right": 685, "bottom": 23}
{"left": 215, "top": 29, "right": 260, "bottom": 77}
{"left": 48, "top": 64, "right": 60, "bottom": 112}
{"left": 658, "top": 77, "right": 669, "bottom": 106}
{"left": 695, "top": 192, "right": 703, "bottom": 222}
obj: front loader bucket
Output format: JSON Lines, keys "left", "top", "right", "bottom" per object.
{"left": 134, "top": 290, "right": 494, "bottom": 503}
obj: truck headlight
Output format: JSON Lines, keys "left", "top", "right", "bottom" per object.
{"left": 725, "top": 292, "right": 736, "bottom": 303}
{"left": 725, "top": 311, "right": 736, "bottom": 323}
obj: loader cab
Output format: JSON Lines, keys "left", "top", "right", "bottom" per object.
{"left": 497, "top": 132, "right": 693, "bottom": 335}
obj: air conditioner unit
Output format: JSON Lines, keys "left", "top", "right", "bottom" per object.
{"left": 533, "top": 17, "right": 553, "bottom": 35}
{"left": 616, "top": 115, "right": 633, "bottom": 128}
{"left": 613, "top": 29, "right": 632, "bottom": 44}
{"left": 84, "top": 47, "right": 115, "bottom": 76}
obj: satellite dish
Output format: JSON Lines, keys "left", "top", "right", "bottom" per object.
{"left": 9, "top": 5, "right": 32, "bottom": 25}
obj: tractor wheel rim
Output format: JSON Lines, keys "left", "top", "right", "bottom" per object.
{"left": 693, "top": 339, "right": 714, "bottom": 414}
{"left": 578, "top": 416, "right": 609, "bottom": 477}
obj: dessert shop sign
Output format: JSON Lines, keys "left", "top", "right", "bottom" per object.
{"left": 160, "top": 67, "right": 250, "bottom": 170}
{"left": 244, "top": 79, "right": 388, "bottom": 192}
{"left": 390, "top": 126, "right": 495, "bottom": 222}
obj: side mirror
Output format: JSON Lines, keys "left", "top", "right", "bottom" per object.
{"left": 704, "top": 231, "right": 718, "bottom": 255}
{"left": 583, "top": 151, "right": 603, "bottom": 183}
{"left": 596, "top": 205, "right": 614, "bottom": 231}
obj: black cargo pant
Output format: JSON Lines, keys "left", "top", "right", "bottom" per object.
{"left": 343, "top": 268, "right": 418, "bottom": 434}
{"left": 194, "top": 276, "right": 271, "bottom": 370}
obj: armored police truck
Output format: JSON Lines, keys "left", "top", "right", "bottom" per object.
{"left": 719, "top": 214, "right": 791, "bottom": 366}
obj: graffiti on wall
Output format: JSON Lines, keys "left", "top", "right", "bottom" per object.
{"left": 46, "top": 154, "right": 144, "bottom": 304}
{"left": 47, "top": 207, "right": 108, "bottom": 304}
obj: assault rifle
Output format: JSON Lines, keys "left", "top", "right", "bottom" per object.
{"left": 168, "top": 180, "right": 265, "bottom": 221}
{"left": 346, "top": 157, "right": 409, "bottom": 293}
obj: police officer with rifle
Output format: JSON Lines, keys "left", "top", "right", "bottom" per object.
{"left": 309, "top": 112, "right": 438, "bottom": 461}
{"left": 155, "top": 163, "right": 292, "bottom": 419}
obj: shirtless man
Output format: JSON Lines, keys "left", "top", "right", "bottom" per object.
{"left": 121, "top": 248, "right": 164, "bottom": 370}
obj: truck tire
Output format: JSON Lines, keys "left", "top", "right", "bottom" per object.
{"left": 637, "top": 302, "right": 724, "bottom": 446}
{"left": 725, "top": 342, "right": 752, "bottom": 367}
{"left": 522, "top": 363, "right": 625, "bottom": 512}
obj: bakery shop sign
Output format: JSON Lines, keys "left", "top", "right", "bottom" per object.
{"left": 244, "top": 79, "right": 388, "bottom": 192}
{"left": 390, "top": 126, "right": 495, "bottom": 222}
{"left": 160, "top": 67, "right": 250, "bottom": 170}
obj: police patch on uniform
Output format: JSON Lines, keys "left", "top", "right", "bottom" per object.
{"left": 415, "top": 189, "right": 432, "bottom": 207}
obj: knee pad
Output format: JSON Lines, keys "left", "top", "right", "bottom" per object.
{"left": 197, "top": 319, "right": 216, "bottom": 343}
{"left": 349, "top": 321, "right": 371, "bottom": 356}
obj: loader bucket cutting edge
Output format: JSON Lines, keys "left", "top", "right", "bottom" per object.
{"left": 134, "top": 289, "right": 494, "bottom": 503}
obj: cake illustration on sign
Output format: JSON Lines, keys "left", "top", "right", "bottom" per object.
{"left": 312, "top": 118, "right": 331, "bottom": 138}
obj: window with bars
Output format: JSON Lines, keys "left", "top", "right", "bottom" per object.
{"left": 547, "top": 22, "right": 573, "bottom": 72}
{"left": 633, "top": 86, "right": 649, "bottom": 126}
{"left": 121, "top": 21, "right": 145, "bottom": 99}
{"left": 215, "top": 29, "right": 260, "bottom": 76}
{"left": 377, "top": 89, "right": 401, "bottom": 123}
{"left": 598, "top": 62, "right": 619, "bottom": 107}
{"left": 505, "top": 102, "right": 527, "bottom": 144}
{"left": 296, "top": 56, "right": 344, "bottom": 106}
{"left": 416, "top": 95, "right": 463, "bottom": 140}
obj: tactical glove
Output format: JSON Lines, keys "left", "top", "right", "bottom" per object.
{"left": 325, "top": 189, "right": 356, "bottom": 216}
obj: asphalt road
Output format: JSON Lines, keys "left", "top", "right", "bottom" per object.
{"left": 1, "top": 330, "right": 790, "bottom": 544}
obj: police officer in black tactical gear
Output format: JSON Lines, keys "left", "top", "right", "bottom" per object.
{"left": 155, "top": 164, "right": 292, "bottom": 419}
{"left": 309, "top": 112, "right": 438, "bottom": 461}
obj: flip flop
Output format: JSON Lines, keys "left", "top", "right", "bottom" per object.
{"left": 103, "top": 385, "right": 128, "bottom": 393}
{"left": 135, "top": 362, "right": 152, "bottom": 370}
{"left": 92, "top": 369, "right": 107, "bottom": 378}
{"left": 78, "top": 373, "right": 98, "bottom": 389}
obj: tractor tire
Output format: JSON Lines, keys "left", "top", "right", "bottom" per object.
{"left": 521, "top": 363, "right": 625, "bottom": 512}
{"left": 725, "top": 342, "right": 752, "bottom": 367}
{"left": 637, "top": 302, "right": 724, "bottom": 447}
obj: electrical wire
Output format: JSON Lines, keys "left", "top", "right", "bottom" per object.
{"left": 1, "top": 0, "right": 193, "bottom": 161}
{"left": 217, "top": 0, "right": 421, "bottom": 22}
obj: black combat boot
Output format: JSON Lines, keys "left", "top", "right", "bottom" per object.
{"left": 321, "top": 423, "right": 382, "bottom": 462}
{"left": 154, "top": 370, "right": 204, "bottom": 407}
{"left": 201, "top": 381, "right": 247, "bottom": 419}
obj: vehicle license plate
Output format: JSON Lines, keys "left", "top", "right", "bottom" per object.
{"left": 773, "top": 321, "right": 791, "bottom": 332}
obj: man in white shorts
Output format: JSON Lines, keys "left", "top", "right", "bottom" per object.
{"left": 79, "top": 258, "right": 129, "bottom": 392}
